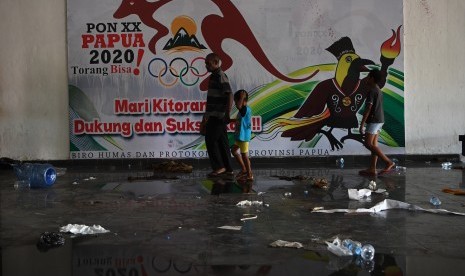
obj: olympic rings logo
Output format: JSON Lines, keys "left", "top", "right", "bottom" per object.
{"left": 148, "top": 57, "right": 208, "bottom": 88}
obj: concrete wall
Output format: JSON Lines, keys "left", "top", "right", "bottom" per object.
{"left": 404, "top": 0, "right": 465, "bottom": 154}
{"left": 1, "top": 0, "right": 464, "bottom": 160}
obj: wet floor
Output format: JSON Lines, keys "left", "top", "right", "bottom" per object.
{"left": 1, "top": 159, "right": 465, "bottom": 275}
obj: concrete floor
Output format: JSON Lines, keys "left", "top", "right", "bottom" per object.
{"left": 1, "top": 158, "right": 465, "bottom": 276}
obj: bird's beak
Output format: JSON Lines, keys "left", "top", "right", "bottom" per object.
{"left": 353, "top": 58, "right": 375, "bottom": 72}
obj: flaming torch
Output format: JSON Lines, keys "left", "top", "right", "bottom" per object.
{"left": 380, "top": 25, "right": 402, "bottom": 70}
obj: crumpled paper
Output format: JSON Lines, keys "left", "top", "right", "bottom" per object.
{"left": 60, "top": 224, "right": 110, "bottom": 234}
{"left": 312, "top": 199, "right": 465, "bottom": 216}
{"left": 269, "top": 240, "right": 304, "bottom": 248}
{"left": 348, "top": 188, "right": 387, "bottom": 201}
{"left": 236, "top": 200, "right": 263, "bottom": 207}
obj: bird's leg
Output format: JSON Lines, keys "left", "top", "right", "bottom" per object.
{"left": 340, "top": 128, "right": 364, "bottom": 144}
{"left": 318, "top": 128, "right": 343, "bottom": 151}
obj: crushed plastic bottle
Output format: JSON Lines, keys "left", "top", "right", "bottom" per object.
{"left": 361, "top": 244, "right": 375, "bottom": 261}
{"left": 441, "top": 162, "right": 452, "bottom": 170}
{"left": 429, "top": 196, "right": 442, "bottom": 206}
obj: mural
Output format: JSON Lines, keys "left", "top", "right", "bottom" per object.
{"left": 67, "top": 0, "right": 404, "bottom": 159}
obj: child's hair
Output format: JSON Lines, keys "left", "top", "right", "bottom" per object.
{"left": 234, "top": 89, "right": 248, "bottom": 101}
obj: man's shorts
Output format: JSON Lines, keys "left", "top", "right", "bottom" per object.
{"left": 365, "top": 123, "right": 384, "bottom": 134}
{"left": 235, "top": 141, "right": 249, "bottom": 154}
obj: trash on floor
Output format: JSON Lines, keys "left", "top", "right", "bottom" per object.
{"left": 269, "top": 240, "right": 304, "bottom": 249}
{"left": 348, "top": 188, "right": 388, "bottom": 200}
{"left": 442, "top": 188, "right": 465, "bottom": 195}
{"left": 429, "top": 195, "right": 442, "bottom": 206}
{"left": 218, "top": 225, "right": 242, "bottom": 231}
{"left": 441, "top": 162, "right": 452, "bottom": 170}
{"left": 325, "top": 237, "right": 352, "bottom": 256}
{"left": 241, "top": 214, "right": 258, "bottom": 221}
{"left": 348, "top": 189, "right": 372, "bottom": 200}
{"left": 236, "top": 200, "right": 263, "bottom": 207}
{"left": 60, "top": 224, "right": 110, "bottom": 235}
{"left": 36, "top": 232, "right": 65, "bottom": 252}
{"left": 368, "top": 180, "right": 377, "bottom": 191}
{"left": 12, "top": 163, "right": 57, "bottom": 188}
{"left": 312, "top": 199, "right": 465, "bottom": 216}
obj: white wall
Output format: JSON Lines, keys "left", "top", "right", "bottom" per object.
{"left": 0, "top": 0, "right": 69, "bottom": 160}
{"left": 0, "top": 0, "right": 464, "bottom": 160}
{"left": 404, "top": 0, "right": 465, "bottom": 154}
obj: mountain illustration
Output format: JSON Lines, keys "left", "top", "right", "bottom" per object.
{"left": 163, "top": 27, "right": 207, "bottom": 50}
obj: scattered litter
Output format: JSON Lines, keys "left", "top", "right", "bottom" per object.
{"left": 12, "top": 163, "right": 57, "bottom": 188}
{"left": 361, "top": 244, "right": 375, "bottom": 261}
{"left": 325, "top": 237, "right": 352, "bottom": 256}
{"left": 441, "top": 162, "right": 452, "bottom": 170}
{"left": 37, "top": 232, "right": 65, "bottom": 252}
{"left": 395, "top": 166, "right": 407, "bottom": 172}
{"left": 429, "top": 196, "right": 442, "bottom": 206}
{"left": 153, "top": 160, "right": 193, "bottom": 173}
{"left": 257, "top": 192, "right": 266, "bottom": 196}
{"left": 89, "top": 176, "right": 96, "bottom": 180}
{"left": 72, "top": 181, "right": 79, "bottom": 185}
{"left": 368, "top": 181, "right": 377, "bottom": 191}
{"left": 241, "top": 214, "right": 257, "bottom": 221}
{"left": 442, "top": 188, "right": 465, "bottom": 195}
{"left": 348, "top": 189, "right": 372, "bottom": 200}
{"left": 269, "top": 240, "right": 304, "bottom": 249}
{"left": 236, "top": 200, "right": 263, "bottom": 206}
{"left": 60, "top": 224, "right": 110, "bottom": 235}
{"left": 312, "top": 207, "right": 324, "bottom": 211}
{"left": 283, "top": 192, "right": 292, "bottom": 198}
{"left": 348, "top": 188, "right": 387, "bottom": 200}
{"left": 312, "top": 199, "right": 465, "bottom": 216}
{"left": 218, "top": 225, "right": 242, "bottom": 231}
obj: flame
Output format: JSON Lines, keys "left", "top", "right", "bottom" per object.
{"left": 381, "top": 25, "right": 402, "bottom": 59}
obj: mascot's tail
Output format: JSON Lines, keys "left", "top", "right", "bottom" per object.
{"left": 256, "top": 109, "right": 330, "bottom": 141}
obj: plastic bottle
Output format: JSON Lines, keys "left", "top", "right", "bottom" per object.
{"left": 342, "top": 239, "right": 362, "bottom": 255}
{"left": 12, "top": 163, "right": 57, "bottom": 188}
{"left": 361, "top": 244, "right": 375, "bottom": 261}
{"left": 336, "top": 158, "right": 344, "bottom": 168}
{"left": 429, "top": 196, "right": 441, "bottom": 206}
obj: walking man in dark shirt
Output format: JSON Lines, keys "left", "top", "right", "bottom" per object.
{"left": 359, "top": 69, "right": 395, "bottom": 176}
{"left": 203, "top": 53, "right": 234, "bottom": 177}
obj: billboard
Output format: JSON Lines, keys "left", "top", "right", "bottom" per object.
{"left": 67, "top": 0, "right": 404, "bottom": 159}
